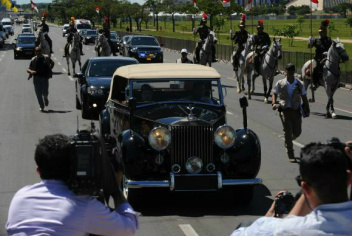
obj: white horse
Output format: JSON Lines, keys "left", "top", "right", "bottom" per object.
{"left": 302, "top": 38, "right": 349, "bottom": 118}
{"left": 95, "top": 33, "right": 111, "bottom": 57}
{"left": 66, "top": 32, "right": 81, "bottom": 76}
{"left": 245, "top": 38, "right": 282, "bottom": 102}
{"left": 193, "top": 31, "right": 217, "bottom": 67}
{"left": 231, "top": 34, "right": 254, "bottom": 94}
{"left": 36, "top": 30, "right": 51, "bottom": 58}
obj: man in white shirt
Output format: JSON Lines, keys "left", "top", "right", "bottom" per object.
{"left": 230, "top": 142, "right": 352, "bottom": 236}
{"left": 272, "top": 63, "right": 310, "bottom": 162}
{"left": 176, "top": 49, "right": 193, "bottom": 64}
{"left": 6, "top": 134, "right": 139, "bottom": 236}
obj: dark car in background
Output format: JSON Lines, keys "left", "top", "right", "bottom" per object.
{"left": 13, "top": 34, "right": 36, "bottom": 59}
{"left": 76, "top": 57, "right": 139, "bottom": 119}
{"left": 118, "top": 35, "right": 131, "bottom": 56}
{"left": 124, "top": 35, "right": 163, "bottom": 63}
{"left": 4, "top": 25, "right": 14, "bottom": 36}
{"left": 110, "top": 31, "right": 119, "bottom": 53}
{"left": 99, "top": 64, "right": 261, "bottom": 204}
{"left": 82, "top": 29, "right": 98, "bottom": 45}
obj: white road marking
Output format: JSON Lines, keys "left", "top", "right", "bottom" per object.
{"left": 227, "top": 111, "right": 234, "bottom": 115}
{"left": 179, "top": 224, "right": 199, "bottom": 236}
{"left": 279, "top": 136, "right": 304, "bottom": 148}
{"left": 58, "top": 62, "right": 61, "bottom": 66}
{"left": 62, "top": 68, "right": 66, "bottom": 72}
{"left": 68, "top": 76, "right": 74, "bottom": 81}
{"left": 225, "top": 76, "right": 235, "bottom": 81}
{"left": 53, "top": 57, "right": 57, "bottom": 61}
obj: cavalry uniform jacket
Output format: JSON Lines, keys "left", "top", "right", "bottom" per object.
{"left": 196, "top": 25, "right": 210, "bottom": 41}
{"left": 253, "top": 32, "right": 271, "bottom": 53}
{"left": 312, "top": 36, "right": 332, "bottom": 61}
{"left": 232, "top": 30, "right": 249, "bottom": 47}
{"left": 274, "top": 78, "right": 305, "bottom": 110}
{"left": 38, "top": 22, "right": 49, "bottom": 33}
{"left": 103, "top": 28, "right": 111, "bottom": 39}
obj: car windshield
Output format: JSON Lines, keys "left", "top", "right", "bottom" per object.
{"left": 88, "top": 60, "right": 137, "bottom": 77}
{"left": 64, "top": 26, "right": 69, "bottom": 29}
{"left": 129, "top": 80, "right": 222, "bottom": 106}
{"left": 86, "top": 31, "right": 97, "bottom": 36}
{"left": 77, "top": 24, "right": 91, "bottom": 29}
{"left": 17, "top": 37, "right": 35, "bottom": 44}
{"left": 22, "top": 28, "right": 31, "bottom": 32}
{"left": 131, "top": 37, "right": 159, "bottom": 46}
{"left": 110, "top": 35, "right": 117, "bottom": 40}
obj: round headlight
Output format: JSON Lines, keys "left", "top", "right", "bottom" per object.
{"left": 214, "top": 125, "right": 236, "bottom": 149}
{"left": 185, "top": 157, "right": 203, "bottom": 174}
{"left": 148, "top": 127, "right": 171, "bottom": 151}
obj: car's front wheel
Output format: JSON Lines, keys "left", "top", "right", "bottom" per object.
{"left": 75, "top": 95, "right": 82, "bottom": 110}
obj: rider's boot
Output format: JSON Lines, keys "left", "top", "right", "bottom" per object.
{"left": 212, "top": 45, "right": 218, "bottom": 62}
{"left": 63, "top": 44, "right": 68, "bottom": 57}
{"left": 45, "top": 35, "right": 54, "bottom": 53}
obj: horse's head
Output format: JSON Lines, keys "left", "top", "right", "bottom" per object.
{"left": 330, "top": 38, "right": 349, "bottom": 63}
{"left": 271, "top": 37, "right": 282, "bottom": 60}
{"left": 246, "top": 35, "right": 254, "bottom": 49}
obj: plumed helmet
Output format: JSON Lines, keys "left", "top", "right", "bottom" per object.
{"left": 319, "top": 19, "right": 330, "bottom": 32}
{"left": 201, "top": 13, "right": 208, "bottom": 22}
{"left": 70, "top": 16, "right": 75, "bottom": 26}
{"left": 239, "top": 14, "right": 246, "bottom": 27}
{"left": 257, "top": 19, "right": 264, "bottom": 29}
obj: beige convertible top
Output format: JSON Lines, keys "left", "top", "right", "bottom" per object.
{"left": 112, "top": 63, "right": 221, "bottom": 80}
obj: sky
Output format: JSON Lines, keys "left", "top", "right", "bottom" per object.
{"left": 16, "top": 0, "right": 147, "bottom": 5}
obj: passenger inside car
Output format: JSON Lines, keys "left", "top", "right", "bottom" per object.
{"left": 140, "top": 84, "right": 153, "bottom": 102}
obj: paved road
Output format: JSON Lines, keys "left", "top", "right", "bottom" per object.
{"left": 0, "top": 24, "right": 351, "bottom": 236}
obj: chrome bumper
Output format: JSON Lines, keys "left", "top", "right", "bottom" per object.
{"left": 126, "top": 172, "right": 262, "bottom": 191}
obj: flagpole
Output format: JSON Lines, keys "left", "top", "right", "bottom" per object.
{"left": 310, "top": 0, "right": 313, "bottom": 82}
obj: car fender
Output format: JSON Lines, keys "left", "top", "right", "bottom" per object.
{"left": 99, "top": 109, "right": 110, "bottom": 137}
{"left": 119, "top": 130, "right": 145, "bottom": 164}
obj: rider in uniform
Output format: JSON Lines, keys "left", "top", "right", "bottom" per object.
{"left": 37, "top": 16, "right": 53, "bottom": 54}
{"left": 308, "top": 19, "right": 332, "bottom": 89}
{"left": 194, "top": 14, "right": 217, "bottom": 63}
{"left": 252, "top": 19, "right": 271, "bottom": 76}
{"left": 102, "top": 18, "right": 117, "bottom": 56}
{"left": 231, "top": 14, "right": 248, "bottom": 71}
{"left": 63, "top": 17, "right": 84, "bottom": 57}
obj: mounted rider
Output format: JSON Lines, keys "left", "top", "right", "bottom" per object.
{"left": 308, "top": 19, "right": 332, "bottom": 88}
{"left": 37, "top": 15, "right": 53, "bottom": 54}
{"left": 102, "top": 17, "right": 117, "bottom": 56}
{"left": 63, "top": 17, "right": 84, "bottom": 57}
{"left": 252, "top": 19, "right": 271, "bottom": 76}
{"left": 231, "top": 14, "right": 249, "bottom": 71}
{"left": 193, "top": 13, "right": 217, "bottom": 63}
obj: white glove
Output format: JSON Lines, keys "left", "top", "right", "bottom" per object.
{"left": 262, "top": 45, "right": 268, "bottom": 50}
{"left": 193, "top": 28, "right": 196, "bottom": 35}
{"left": 230, "top": 30, "right": 233, "bottom": 35}
{"left": 308, "top": 36, "right": 313, "bottom": 46}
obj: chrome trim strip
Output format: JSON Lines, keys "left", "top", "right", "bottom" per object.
{"left": 126, "top": 177, "right": 262, "bottom": 189}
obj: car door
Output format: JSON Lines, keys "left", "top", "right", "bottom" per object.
{"left": 77, "top": 60, "right": 89, "bottom": 105}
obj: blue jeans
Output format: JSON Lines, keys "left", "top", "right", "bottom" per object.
{"left": 33, "top": 76, "right": 49, "bottom": 109}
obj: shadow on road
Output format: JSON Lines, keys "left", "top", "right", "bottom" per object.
{"left": 52, "top": 71, "right": 64, "bottom": 75}
{"left": 45, "top": 110, "right": 72, "bottom": 114}
{"left": 312, "top": 112, "right": 352, "bottom": 120}
{"left": 132, "top": 184, "right": 272, "bottom": 217}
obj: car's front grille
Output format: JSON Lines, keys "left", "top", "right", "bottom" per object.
{"left": 171, "top": 126, "right": 213, "bottom": 172}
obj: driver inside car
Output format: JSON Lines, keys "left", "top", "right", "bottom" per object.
{"left": 192, "top": 82, "right": 214, "bottom": 104}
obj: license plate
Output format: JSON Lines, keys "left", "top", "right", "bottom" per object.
{"left": 147, "top": 58, "right": 151, "bottom": 61}
{"left": 25, "top": 52, "right": 33, "bottom": 55}
{"left": 149, "top": 53, "right": 154, "bottom": 57}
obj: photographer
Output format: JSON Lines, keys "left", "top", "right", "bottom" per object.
{"left": 6, "top": 134, "right": 139, "bottom": 236}
{"left": 230, "top": 142, "right": 352, "bottom": 236}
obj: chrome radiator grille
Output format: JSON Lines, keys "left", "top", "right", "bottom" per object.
{"left": 171, "top": 126, "right": 214, "bottom": 171}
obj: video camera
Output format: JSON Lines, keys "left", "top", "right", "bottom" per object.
{"left": 68, "top": 122, "right": 118, "bottom": 197}
{"left": 274, "top": 191, "right": 295, "bottom": 215}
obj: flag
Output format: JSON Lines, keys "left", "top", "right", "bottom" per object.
{"left": 30, "top": 0, "right": 38, "bottom": 13}
{"left": 95, "top": 6, "right": 100, "bottom": 14}
{"left": 245, "top": 0, "right": 252, "bottom": 11}
{"left": 192, "top": 0, "right": 198, "bottom": 9}
{"left": 12, "top": 6, "right": 18, "bottom": 12}
{"left": 222, "top": 0, "right": 230, "bottom": 8}
{"left": 310, "top": 0, "right": 318, "bottom": 10}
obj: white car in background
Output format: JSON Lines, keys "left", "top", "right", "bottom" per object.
{"left": 62, "top": 24, "right": 69, "bottom": 37}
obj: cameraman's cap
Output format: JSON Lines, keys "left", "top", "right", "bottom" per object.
{"left": 181, "top": 48, "right": 188, "bottom": 54}
{"left": 285, "top": 63, "right": 295, "bottom": 71}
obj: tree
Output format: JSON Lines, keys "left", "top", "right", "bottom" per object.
{"left": 296, "top": 15, "right": 305, "bottom": 32}
{"left": 345, "top": 16, "right": 352, "bottom": 35}
{"left": 272, "top": 24, "right": 299, "bottom": 46}
{"left": 287, "top": 6, "right": 296, "bottom": 16}
{"left": 327, "top": 21, "right": 338, "bottom": 37}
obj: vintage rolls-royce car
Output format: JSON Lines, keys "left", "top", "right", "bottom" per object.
{"left": 100, "top": 64, "right": 261, "bottom": 201}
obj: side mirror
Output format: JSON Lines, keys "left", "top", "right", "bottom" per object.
{"left": 77, "top": 73, "right": 85, "bottom": 84}
{"left": 160, "top": 43, "right": 164, "bottom": 47}
{"left": 222, "top": 85, "right": 227, "bottom": 98}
